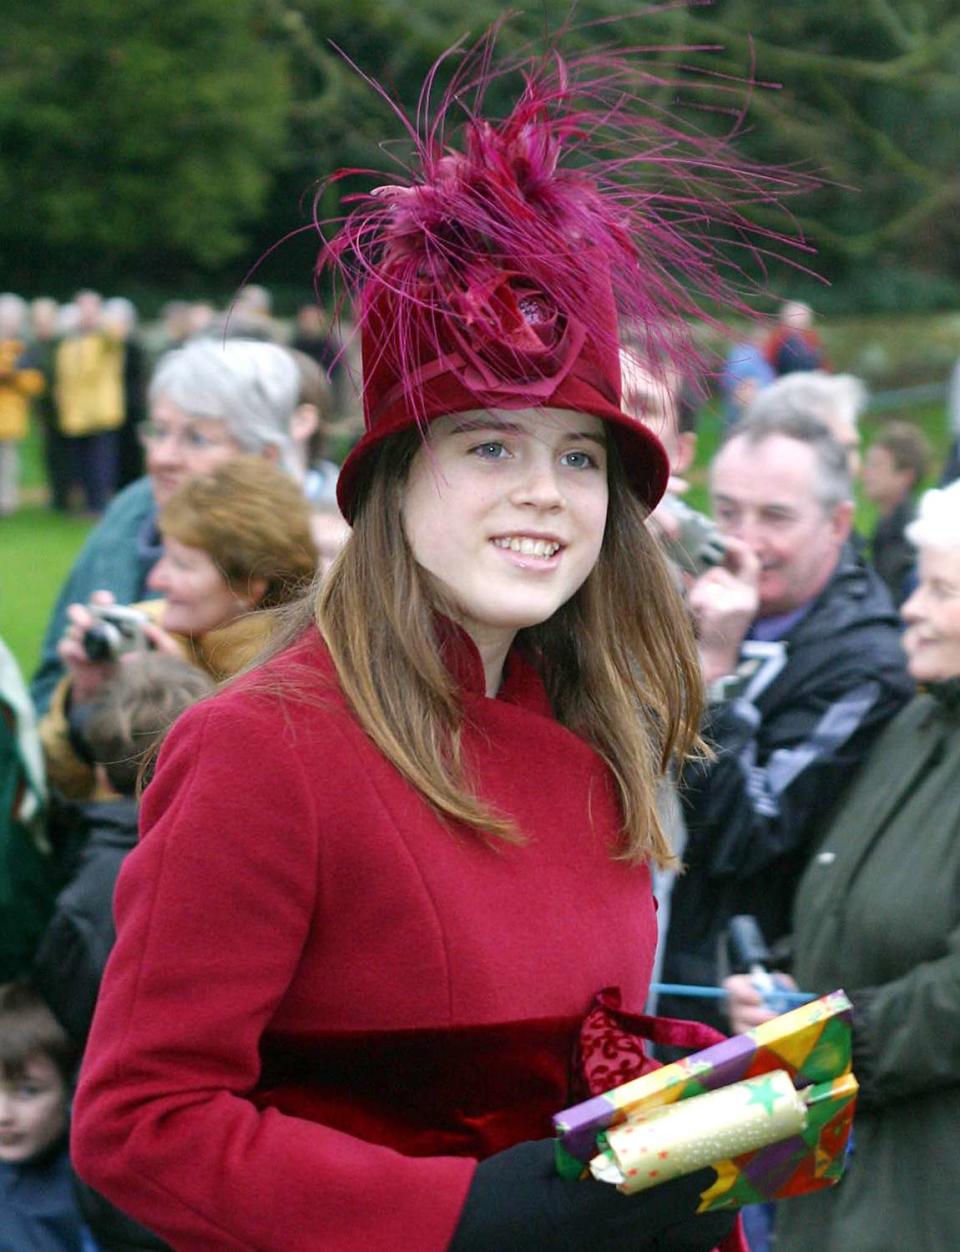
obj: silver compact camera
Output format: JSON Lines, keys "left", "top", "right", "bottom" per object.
{"left": 657, "top": 495, "right": 727, "bottom": 578}
{"left": 81, "top": 604, "right": 151, "bottom": 663}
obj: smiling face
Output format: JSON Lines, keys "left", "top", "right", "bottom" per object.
{"left": 145, "top": 395, "right": 245, "bottom": 507}
{"left": 401, "top": 408, "right": 609, "bottom": 658}
{"left": 0, "top": 1055, "right": 68, "bottom": 1165}
{"left": 710, "top": 433, "right": 852, "bottom": 617}
{"left": 148, "top": 536, "right": 251, "bottom": 637}
{"left": 901, "top": 545, "right": 960, "bottom": 683}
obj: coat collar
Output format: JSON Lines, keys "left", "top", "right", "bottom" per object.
{"left": 435, "top": 617, "right": 553, "bottom": 716}
{"left": 923, "top": 676, "right": 960, "bottom": 715}
{"left": 186, "top": 611, "right": 278, "bottom": 683}
{"left": 780, "top": 541, "right": 901, "bottom": 646}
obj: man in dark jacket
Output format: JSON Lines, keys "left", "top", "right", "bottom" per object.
{"left": 660, "top": 411, "right": 913, "bottom": 1025}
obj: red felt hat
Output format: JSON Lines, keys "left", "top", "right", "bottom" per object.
{"left": 321, "top": 36, "right": 816, "bottom": 522}
{"left": 336, "top": 263, "right": 669, "bottom": 522}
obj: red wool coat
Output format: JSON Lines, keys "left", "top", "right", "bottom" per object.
{"left": 72, "top": 628, "right": 659, "bottom": 1251}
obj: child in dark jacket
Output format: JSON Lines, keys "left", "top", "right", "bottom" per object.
{"left": 0, "top": 980, "right": 96, "bottom": 1252}
{"left": 32, "top": 655, "right": 213, "bottom": 1252}
{"left": 34, "top": 654, "right": 213, "bottom": 1048}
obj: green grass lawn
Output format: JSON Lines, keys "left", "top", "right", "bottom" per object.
{"left": 0, "top": 507, "right": 94, "bottom": 678}
{"left": 0, "top": 428, "right": 94, "bottom": 679}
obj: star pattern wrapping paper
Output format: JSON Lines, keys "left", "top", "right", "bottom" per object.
{"left": 592, "top": 1070, "right": 807, "bottom": 1194}
{"left": 555, "top": 991, "right": 859, "bottom": 1211}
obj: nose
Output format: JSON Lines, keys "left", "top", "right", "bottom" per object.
{"left": 510, "top": 452, "right": 565, "bottom": 511}
{"left": 147, "top": 557, "right": 170, "bottom": 593}
{"left": 722, "top": 512, "right": 764, "bottom": 556}
{"left": 0, "top": 1093, "right": 14, "bottom": 1125}
{"left": 900, "top": 582, "right": 925, "bottom": 624}
{"left": 146, "top": 431, "right": 185, "bottom": 472}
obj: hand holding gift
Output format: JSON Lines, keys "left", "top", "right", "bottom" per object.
{"left": 555, "top": 991, "right": 858, "bottom": 1214}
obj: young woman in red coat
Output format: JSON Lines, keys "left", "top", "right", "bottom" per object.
{"left": 70, "top": 35, "right": 795, "bottom": 1252}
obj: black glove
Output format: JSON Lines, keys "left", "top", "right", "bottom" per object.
{"left": 447, "top": 1138, "right": 736, "bottom": 1252}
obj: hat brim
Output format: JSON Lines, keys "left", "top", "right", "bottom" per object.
{"left": 336, "top": 392, "right": 669, "bottom": 523}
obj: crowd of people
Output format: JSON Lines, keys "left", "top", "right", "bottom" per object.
{"left": 2, "top": 41, "right": 959, "bottom": 1252}
{"left": 0, "top": 285, "right": 355, "bottom": 520}
{"left": 2, "top": 288, "right": 958, "bottom": 1252}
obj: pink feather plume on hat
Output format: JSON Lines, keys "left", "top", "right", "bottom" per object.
{"left": 314, "top": 28, "right": 819, "bottom": 519}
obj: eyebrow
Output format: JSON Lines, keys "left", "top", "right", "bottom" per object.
{"left": 448, "top": 417, "right": 607, "bottom": 447}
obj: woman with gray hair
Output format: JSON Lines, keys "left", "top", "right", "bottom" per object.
{"left": 30, "top": 338, "right": 303, "bottom": 713}
{"left": 726, "top": 478, "right": 960, "bottom": 1251}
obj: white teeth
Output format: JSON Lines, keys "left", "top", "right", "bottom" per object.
{"left": 493, "top": 537, "right": 560, "bottom": 558}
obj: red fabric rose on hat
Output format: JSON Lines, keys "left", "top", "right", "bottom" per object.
{"left": 443, "top": 269, "right": 586, "bottom": 403}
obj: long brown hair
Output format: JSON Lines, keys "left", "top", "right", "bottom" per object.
{"left": 267, "top": 429, "right": 703, "bottom": 868}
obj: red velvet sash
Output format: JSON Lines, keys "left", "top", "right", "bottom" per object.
{"left": 255, "top": 991, "right": 746, "bottom": 1251}
{"left": 255, "top": 1016, "right": 582, "bottom": 1159}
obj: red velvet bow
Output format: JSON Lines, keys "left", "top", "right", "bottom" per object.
{"left": 575, "top": 988, "right": 749, "bottom": 1252}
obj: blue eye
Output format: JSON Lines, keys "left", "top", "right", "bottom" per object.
{"left": 184, "top": 431, "right": 215, "bottom": 451}
{"left": 472, "top": 441, "right": 508, "bottom": 460}
{"left": 560, "top": 450, "right": 599, "bottom": 470}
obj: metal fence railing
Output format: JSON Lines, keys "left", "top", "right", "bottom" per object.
{"left": 866, "top": 382, "right": 947, "bottom": 414}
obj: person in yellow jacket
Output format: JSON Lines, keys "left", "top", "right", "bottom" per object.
{"left": 0, "top": 293, "right": 45, "bottom": 515}
{"left": 54, "top": 290, "right": 125, "bottom": 514}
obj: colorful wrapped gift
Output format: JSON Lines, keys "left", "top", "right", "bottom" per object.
{"left": 554, "top": 990, "right": 858, "bottom": 1211}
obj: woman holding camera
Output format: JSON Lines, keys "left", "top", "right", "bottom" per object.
{"left": 67, "top": 39, "right": 798, "bottom": 1252}
{"left": 30, "top": 338, "right": 312, "bottom": 715}
{"left": 38, "top": 457, "right": 317, "bottom": 801}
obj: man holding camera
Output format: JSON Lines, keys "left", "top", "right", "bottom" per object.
{"left": 659, "top": 408, "right": 912, "bottom": 1028}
